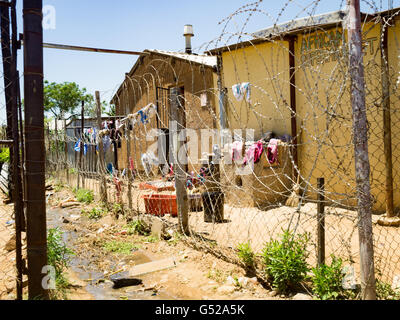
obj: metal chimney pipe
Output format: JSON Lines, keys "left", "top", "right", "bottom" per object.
{"left": 184, "top": 24, "right": 194, "bottom": 54}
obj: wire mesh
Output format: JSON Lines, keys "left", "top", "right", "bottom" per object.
{"left": 45, "top": 0, "right": 400, "bottom": 298}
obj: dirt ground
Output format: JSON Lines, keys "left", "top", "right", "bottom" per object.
{"left": 0, "top": 195, "right": 20, "bottom": 299}
{"left": 52, "top": 174, "right": 400, "bottom": 287}
{"left": 38, "top": 184, "right": 286, "bottom": 300}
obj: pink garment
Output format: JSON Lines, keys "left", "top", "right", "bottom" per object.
{"left": 267, "top": 139, "right": 279, "bottom": 164}
{"left": 231, "top": 141, "right": 244, "bottom": 162}
{"left": 243, "top": 141, "right": 264, "bottom": 165}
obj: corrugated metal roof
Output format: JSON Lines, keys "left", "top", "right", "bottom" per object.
{"left": 146, "top": 49, "right": 217, "bottom": 68}
{"left": 251, "top": 10, "right": 347, "bottom": 39}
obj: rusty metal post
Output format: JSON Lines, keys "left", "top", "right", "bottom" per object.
{"left": 9, "top": 0, "right": 24, "bottom": 300}
{"left": 23, "top": 0, "right": 48, "bottom": 300}
{"left": 381, "top": 23, "right": 395, "bottom": 218}
{"left": 79, "top": 100, "right": 85, "bottom": 188}
{"left": 317, "top": 178, "right": 325, "bottom": 267}
{"left": 0, "top": 4, "right": 14, "bottom": 199}
{"left": 124, "top": 81, "right": 132, "bottom": 212}
{"left": 170, "top": 87, "right": 189, "bottom": 235}
{"left": 96, "top": 91, "right": 107, "bottom": 203}
{"left": 289, "top": 37, "right": 299, "bottom": 182}
{"left": 348, "top": 0, "right": 376, "bottom": 300}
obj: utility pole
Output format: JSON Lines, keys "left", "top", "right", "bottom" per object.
{"left": 23, "top": 0, "right": 48, "bottom": 299}
{"left": 348, "top": 0, "right": 376, "bottom": 300}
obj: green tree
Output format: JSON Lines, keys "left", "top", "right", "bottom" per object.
{"left": 44, "top": 80, "right": 94, "bottom": 119}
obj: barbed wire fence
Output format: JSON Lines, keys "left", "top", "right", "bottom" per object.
{"left": 46, "top": 0, "right": 400, "bottom": 299}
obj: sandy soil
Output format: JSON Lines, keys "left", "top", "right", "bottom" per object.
{"left": 44, "top": 185, "right": 284, "bottom": 301}
{"left": 0, "top": 195, "right": 18, "bottom": 299}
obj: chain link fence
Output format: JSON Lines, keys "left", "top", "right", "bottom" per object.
{"left": 45, "top": 0, "right": 400, "bottom": 298}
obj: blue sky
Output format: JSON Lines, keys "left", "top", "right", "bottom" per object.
{"left": 0, "top": 0, "right": 397, "bottom": 123}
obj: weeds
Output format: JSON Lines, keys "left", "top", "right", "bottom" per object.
{"left": 237, "top": 242, "right": 255, "bottom": 268}
{"left": 82, "top": 207, "right": 105, "bottom": 220}
{"left": 74, "top": 188, "right": 94, "bottom": 204}
{"left": 103, "top": 240, "right": 139, "bottom": 255}
{"left": 262, "top": 230, "right": 310, "bottom": 293}
{"left": 311, "top": 255, "right": 350, "bottom": 300}
{"left": 47, "top": 227, "right": 74, "bottom": 299}
{"left": 127, "top": 219, "right": 149, "bottom": 236}
{"left": 376, "top": 279, "right": 400, "bottom": 300}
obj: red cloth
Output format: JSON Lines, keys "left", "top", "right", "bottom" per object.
{"left": 243, "top": 141, "right": 264, "bottom": 165}
{"left": 267, "top": 139, "right": 279, "bottom": 164}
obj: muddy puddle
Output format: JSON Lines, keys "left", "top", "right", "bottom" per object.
{"left": 47, "top": 208, "right": 174, "bottom": 300}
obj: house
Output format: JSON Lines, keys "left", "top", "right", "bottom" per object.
{"left": 207, "top": 8, "right": 400, "bottom": 212}
{"left": 110, "top": 44, "right": 218, "bottom": 174}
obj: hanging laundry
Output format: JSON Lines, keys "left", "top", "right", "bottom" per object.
{"left": 243, "top": 140, "right": 264, "bottom": 165}
{"left": 231, "top": 141, "right": 244, "bottom": 162}
{"left": 200, "top": 92, "right": 208, "bottom": 107}
{"left": 232, "top": 84, "right": 242, "bottom": 101}
{"left": 232, "top": 83, "right": 251, "bottom": 103}
{"left": 74, "top": 139, "right": 88, "bottom": 155}
{"left": 267, "top": 139, "right": 279, "bottom": 164}
{"left": 103, "top": 135, "right": 111, "bottom": 152}
{"left": 241, "top": 82, "right": 251, "bottom": 103}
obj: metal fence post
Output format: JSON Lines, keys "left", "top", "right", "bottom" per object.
{"left": 170, "top": 87, "right": 189, "bottom": 235}
{"left": 348, "top": 0, "right": 376, "bottom": 300}
{"left": 96, "top": 91, "right": 107, "bottom": 203}
{"left": 317, "top": 178, "right": 325, "bottom": 267}
{"left": 23, "top": 0, "right": 48, "bottom": 300}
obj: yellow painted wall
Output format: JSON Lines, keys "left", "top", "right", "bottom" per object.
{"left": 219, "top": 20, "right": 400, "bottom": 212}
{"left": 220, "top": 41, "right": 292, "bottom": 139}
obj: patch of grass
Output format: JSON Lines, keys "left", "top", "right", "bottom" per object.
{"left": 74, "top": 188, "right": 94, "bottom": 204}
{"left": 237, "top": 242, "right": 255, "bottom": 268}
{"left": 103, "top": 240, "right": 139, "bottom": 255}
{"left": 47, "top": 227, "right": 74, "bottom": 299}
{"left": 82, "top": 207, "right": 105, "bottom": 220}
{"left": 142, "top": 235, "right": 160, "bottom": 243}
{"left": 262, "top": 230, "right": 310, "bottom": 293}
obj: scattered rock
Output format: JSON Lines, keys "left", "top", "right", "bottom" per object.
{"left": 249, "top": 277, "right": 258, "bottom": 284}
{"left": 269, "top": 290, "right": 279, "bottom": 297}
{"left": 392, "top": 275, "right": 400, "bottom": 291}
{"left": 238, "top": 277, "right": 249, "bottom": 288}
{"left": 5, "top": 234, "right": 16, "bottom": 251}
{"left": 110, "top": 273, "right": 143, "bottom": 289}
{"left": 226, "top": 276, "right": 236, "bottom": 286}
{"left": 217, "top": 285, "right": 236, "bottom": 295}
{"left": 292, "top": 293, "right": 312, "bottom": 300}
{"left": 62, "top": 217, "right": 70, "bottom": 224}
{"left": 69, "top": 214, "right": 80, "bottom": 221}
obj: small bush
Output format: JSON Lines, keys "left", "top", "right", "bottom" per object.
{"left": 237, "top": 242, "right": 255, "bottom": 268}
{"left": 262, "top": 230, "right": 310, "bottom": 293}
{"left": 376, "top": 279, "right": 400, "bottom": 300}
{"left": 47, "top": 228, "right": 74, "bottom": 298}
{"left": 75, "top": 188, "right": 94, "bottom": 204}
{"left": 311, "top": 255, "right": 348, "bottom": 300}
